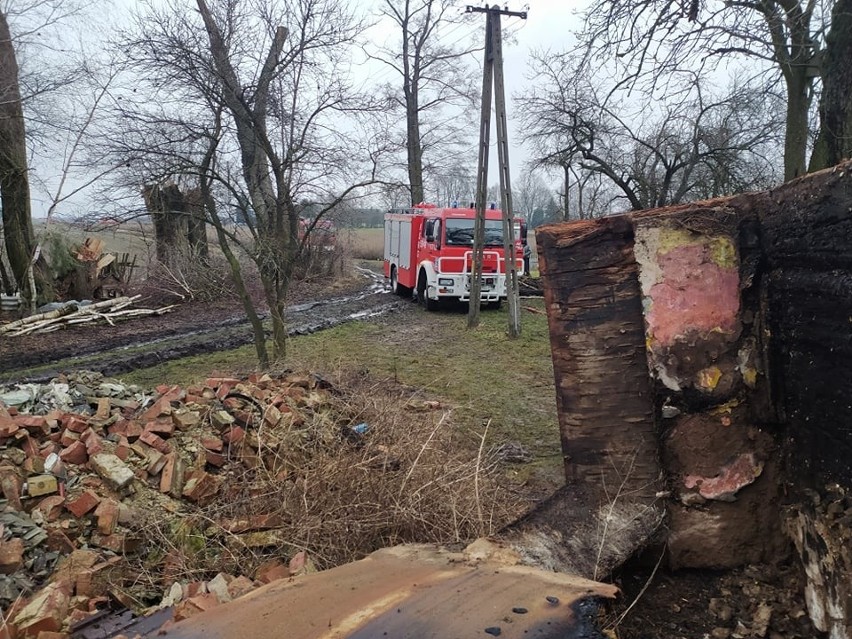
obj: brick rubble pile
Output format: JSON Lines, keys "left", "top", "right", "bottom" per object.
{"left": 0, "top": 371, "right": 342, "bottom": 638}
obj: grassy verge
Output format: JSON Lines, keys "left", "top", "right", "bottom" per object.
{"left": 121, "top": 299, "right": 563, "bottom": 487}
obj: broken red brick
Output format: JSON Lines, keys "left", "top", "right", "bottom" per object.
{"left": 226, "top": 575, "right": 255, "bottom": 599}
{"left": 144, "top": 419, "right": 174, "bottom": 437}
{"left": 108, "top": 420, "right": 143, "bottom": 441}
{"left": 201, "top": 436, "right": 223, "bottom": 452}
{"left": 65, "top": 490, "right": 100, "bottom": 518}
{"left": 181, "top": 470, "right": 221, "bottom": 504}
{"left": 44, "top": 410, "right": 63, "bottom": 429}
{"left": 59, "top": 430, "right": 79, "bottom": 448}
{"left": 0, "top": 418, "right": 20, "bottom": 439}
{"left": 171, "top": 410, "right": 200, "bottom": 430}
{"left": 20, "top": 435, "right": 40, "bottom": 459}
{"left": 35, "top": 496, "right": 65, "bottom": 522}
{"left": 89, "top": 532, "right": 134, "bottom": 554}
{"left": 173, "top": 593, "right": 221, "bottom": 622}
{"left": 222, "top": 426, "right": 245, "bottom": 445}
{"left": 0, "top": 538, "right": 24, "bottom": 574}
{"left": 159, "top": 454, "right": 185, "bottom": 497}
{"left": 12, "top": 581, "right": 71, "bottom": 638}
{"left": 139, "top": 431, "right": 170, "bottom": 454}
{"left": 36, "top": 631, "right": 70, "bottom": 639}
{"left": 254, "top": 559, "right": 289, "bottom": 584}
{"left": 45, "top": 529, "right": 76, "bottom": 554}
{"left": 80, "top": 429, "right": 104, "bottom": 457}
{"left": 94, "top": 500, "right": 120, "bottom": 536}
{"left": 146, "top": 450, "right": 167, "bottom": 476}
{"left": 58, "top": 441, "right": 88, "bottom": 466}
{"left": 65, "top": 416, "right": 89, "bottom": 434}
{"left": 114, "top": 443, "right": 130, "bottom": 461}
{"left": 0, "top": 466, "right": 23, "bottom": 511}
{"left": 75, "top": 556, "right": 122, "bottom": 598}
{"left": 205, "top": 451, "right": 226, "bottom": 468}
{"left": 140, "top": 398, "right": 171, "bottom": 422}
{"left": 15, "top": 415, "right": 49, "bottom": 435}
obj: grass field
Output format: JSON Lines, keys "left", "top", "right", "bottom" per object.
{"left": 121, "top": 298, "right": 563, "bottom": 488}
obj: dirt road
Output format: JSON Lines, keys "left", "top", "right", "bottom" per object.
{"left": 0, "top": 267, "right": 402, "bottom": 384}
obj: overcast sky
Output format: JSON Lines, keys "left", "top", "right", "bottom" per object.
{"left": 23, "top": 0, "right": 588, "bottom": 216}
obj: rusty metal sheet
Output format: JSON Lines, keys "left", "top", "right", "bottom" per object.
{"left": 141, "top": 544, "right": 618, "bottom": 639}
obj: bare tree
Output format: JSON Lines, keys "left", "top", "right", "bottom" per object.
{"left": 513, "top": 169, "right": 552, "bottom": 228}
{"left": 0, "top": 8, "right": 36, "bottom": 296}
{"left": 431, "top": 162, "right": 474, "bottom": 206}
{"left": 518, "top": 53, "right": 782, "bottom": 212}
{"left": 369, "top": 0, "right": 478, "bottom": 205}
{"left": 112, "top": 0, "right": 389, "bottom": 364}
{"left": 581, "top": 0, "right": 829, "bottom": 181}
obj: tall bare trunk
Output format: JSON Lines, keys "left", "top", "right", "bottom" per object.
{"left": 810, "top": 0, "right": 852, "bottom": 171}
{"left": 784, "top": 73, "right": 810, "bottom": 180}
{"left": 0, "top": 10, "right": 35, "bottom": 294}
{"left": 405, "top": 86, "right": 424, "bottom": 205}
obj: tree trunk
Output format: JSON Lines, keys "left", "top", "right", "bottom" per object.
{"left": 810, "top": 0, "right": 852, "bottom": 170}
{"left": 562, "top": 163, "right": 570, "bottom": 220}
{"left": 185, "top": 187, "right": 210, "bottom": 260}
{"left": 405, "top": 86, "right": 424, "bottom": 205}
{"left": 0, "top": 9, "right": 36, "bottom": 294}
{"left": 783, "top": 71, "right": 811, "bottom": 181}
{"left": 141, "top": 183, "right": 189, "bottom": 264}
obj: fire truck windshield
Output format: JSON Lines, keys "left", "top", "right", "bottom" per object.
{"left": 445, "top": 219, "right": 507, "bottom": 246}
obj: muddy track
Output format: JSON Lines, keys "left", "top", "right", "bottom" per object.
{"left": 1, "top": 268, "right": 406, "bottom": 384}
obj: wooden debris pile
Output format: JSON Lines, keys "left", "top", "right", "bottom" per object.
{"left": 72, "top": 238, "right": 137, "bottom": 301}
{"left": 0, "top": 296, "right": 175, "bottom": 337}
{"left": 0, "top": 371, "right": 375, "bottom": 638}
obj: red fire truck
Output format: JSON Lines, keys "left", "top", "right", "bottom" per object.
{"left": 383, "top": 202, "right": 526, "bottom": 310}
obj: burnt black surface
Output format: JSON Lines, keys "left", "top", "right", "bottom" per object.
{"left": 759, "top": 167, "right": 852, "bottom": 488}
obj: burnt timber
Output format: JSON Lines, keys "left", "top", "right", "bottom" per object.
{"left": 536, "top": 162, "right": 852, "bottom": 639}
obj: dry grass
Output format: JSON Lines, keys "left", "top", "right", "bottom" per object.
{"left": 124, "top": 371, "right": 524, "bottom": 599}
{"left": 344, "top": 228, "right": 384, "bottom": 260}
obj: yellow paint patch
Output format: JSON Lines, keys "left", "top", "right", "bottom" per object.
{"left": 696, "top": 366, "right": 723, "bottom": 390}
{"left": 710, "top": 399, "right": 741, "bottom": 415}
{"left": 655, "top": 227, "right": 697, "bottom": 254}
{"left": 707, "top": 237, "right": 737, "bottom": 269}
{"left": 653, "top": 227, "right": 737, "bottom": 269}
{"left": 742, "top": 366, "right": 758, "bottom": 387}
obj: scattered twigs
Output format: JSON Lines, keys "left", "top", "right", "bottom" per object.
{"left": 0, "top": 295, "right": 175, "bottom": 337}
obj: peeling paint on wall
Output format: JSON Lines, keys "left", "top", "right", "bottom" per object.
{"left": 634, "top": 224, "right": 741, "bottom": 393}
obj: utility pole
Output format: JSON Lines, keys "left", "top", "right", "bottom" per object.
{"left": 465, "top": 4, "right": 527, "bottom": 335}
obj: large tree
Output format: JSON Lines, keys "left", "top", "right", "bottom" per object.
{"left": 518, "top": 53, "right": 782, "bottom": 212}
{"left": 369, "top": 0, "right": 478, "bottom": 205}
{"left": 810, "top": 0, "right": 852, "bottom": 169}
{"left": 582, "top": 0, "right": 828, "bottom": 181}
{"left": 113, "top": 0, "right": 388, "bottom": 364}
{"left": 0, "top": 8, "right": 36, "bottom": 296}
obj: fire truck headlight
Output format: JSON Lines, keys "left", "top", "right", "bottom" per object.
{"left": 438, "top": 278, "right": 454, "bottom": 286}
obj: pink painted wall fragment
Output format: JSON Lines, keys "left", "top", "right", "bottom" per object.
{"left": 645, "top": 241, "right": 740, "bottom": 347}
{"left": 683, "top": 453, "right": 763, "bottom": 501}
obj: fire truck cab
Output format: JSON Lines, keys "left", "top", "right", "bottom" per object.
{"left": 383, "top": 202, "right": 526, "bottom": 310}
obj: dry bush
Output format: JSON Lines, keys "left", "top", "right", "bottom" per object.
{"left": 145, "top": 247, "right": 252, "bottom": 304}
{"left": 292, "top": 242, "right": 347, "bottom": 282}
{"left": 126, "top": 374, "right": 524, "bottom": 599}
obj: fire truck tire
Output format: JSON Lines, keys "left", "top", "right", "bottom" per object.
{"left": 390, "top": 266, "right": 411, "bottom": 298}
{"left": 487, "top": 300, "right": 502, "bottom": 310}
{"left": 417, "top": 271, "right": 440, "bottom": 311}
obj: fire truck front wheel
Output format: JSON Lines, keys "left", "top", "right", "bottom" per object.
{"left": 390, "top": 266, "right": 412, "bottom": 298}
{"left": 417, "top": 271, "right": 440, "bottom": 311}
